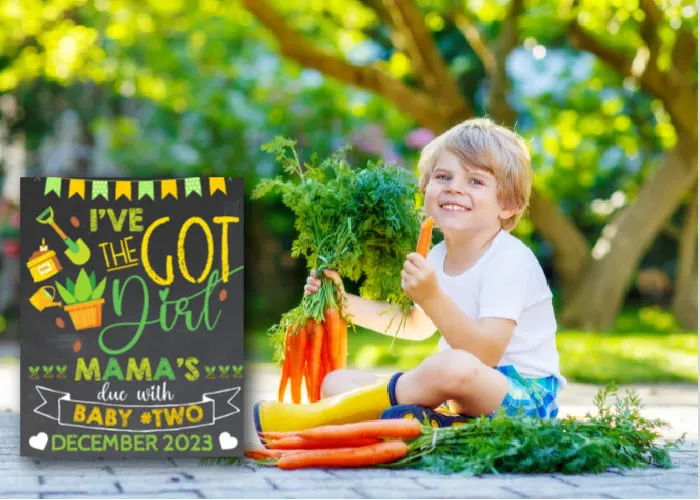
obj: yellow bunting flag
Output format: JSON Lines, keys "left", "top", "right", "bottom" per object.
{"left": 115, "top": 181, "right": 132, "bottom": 201}
{"left": 68, "top": 179, "right": 85, "bottom": 199}
{"left": 209, "top": 177, "right": 226, "bottom": 196}
{"left": 161, "top": 179, "right": 178, "bottom": 199}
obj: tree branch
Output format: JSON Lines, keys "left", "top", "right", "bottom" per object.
{"left": 381, "top": 0, "right": 472, "bottom": 122}
{"left": 488, "top": 0, "right": 523, "bottom": 126}
{"left": 639, "top": 0, "right": 662, "bottom": 68}
{"left": 241, "top": 0, "right": 450, "bottom": 132}
{"left": 452, "top": 10, "right": 496, "bottom": 76}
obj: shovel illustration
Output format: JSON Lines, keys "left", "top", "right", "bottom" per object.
{"left": 36, "top": 207, "right": 91, "bottom": 265}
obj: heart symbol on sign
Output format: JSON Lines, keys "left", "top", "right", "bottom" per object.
{"left": 29, "top": 432, "right": 48, "bottom": 451}
{"left": 218, "top": 432, "right": 238, "bottom": 450}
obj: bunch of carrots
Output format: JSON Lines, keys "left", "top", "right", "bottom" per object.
{"left": 277, "top": 306, "right": 347, "bottom": 404}
{"left": 246, "top": 419, "right": 422, "bottom": 469}
{"left": 278, "top": 216, "right": 433, "bottom": 404}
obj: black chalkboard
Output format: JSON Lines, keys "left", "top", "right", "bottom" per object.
{"left": 20, "top": 177, "right": 244, "bottom": 457}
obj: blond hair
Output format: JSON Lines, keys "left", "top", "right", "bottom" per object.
{"left": 417, "top": 117, "right": 532, "bottom": 231}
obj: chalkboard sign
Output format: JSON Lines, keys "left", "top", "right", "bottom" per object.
{"left": 20, "top": 177, "right": 244, "bottom": 457}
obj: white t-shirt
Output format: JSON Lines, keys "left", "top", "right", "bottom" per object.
{"left": 426, "top": 230, "right": 567, "bottom": 388}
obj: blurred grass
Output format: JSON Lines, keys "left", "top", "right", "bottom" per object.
{"left": 246, "top": 307, "right": 698, "bottom": 384}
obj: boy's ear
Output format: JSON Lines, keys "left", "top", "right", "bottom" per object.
{"left": 498, "top": 206, "right": 518, "bottom": 221}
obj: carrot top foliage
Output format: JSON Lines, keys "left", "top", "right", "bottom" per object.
{"left": 252, "top": 137, "right": 423, "bottom": 358}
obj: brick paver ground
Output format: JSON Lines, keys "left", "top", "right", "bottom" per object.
{"left": 1, "top": 342, "right": 698, "bottom": 498}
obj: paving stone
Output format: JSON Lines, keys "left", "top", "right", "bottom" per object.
{"left": 40, "top": 492, "right": 202, "bottom": 499}
{"left": 356, "top": 486, "right": 515, "bottom": 498}
{"left": 0, "top": 476, "right": 41, "bottom": 493}
{"left": 269, "top": 477, "right": 426, "bottom": 491}
{"left": 561, "top": 470, "right": 699, "bottom": 488}
{"left": 116, "top": 475, "right": 272, "bottom": 494}
{"left": 199, "top": 488, "right": 361, "bottom": 499}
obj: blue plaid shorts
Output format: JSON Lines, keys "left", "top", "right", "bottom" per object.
{"left": 491, "top": 364, "right": 559, "bottom": 419}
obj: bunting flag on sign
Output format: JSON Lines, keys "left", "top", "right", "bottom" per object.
{"left": 209, "top": 177, "right": 226, "bottom": 195}
{"left": 92, "top": 181, "right": 108, "bottom": 200}
{"left": 138, "top": 181, "right": 154, "bottom": 200}
{"left": 68, "top": 180, "right": 85, "bottom": 199}
{"left": 161, "top": 179, "right": 178, "bottom": 199}
{"left": 115, "top": 181, "right": 132, "bottom": 201}
{"left": 44, "top": 178, "right": 61, "bottom": 197}
{"left": 184, "top": 178, "right": 202, "bottom": 197}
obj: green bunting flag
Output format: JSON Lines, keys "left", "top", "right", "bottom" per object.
{"left": 44, "top": 178, "right": 61, "bottom": 197}
{"left": 184, "top": 178, "right": 202, "bottom": 197}
{"left": 92, "top": 181, "right": 108, "bottom": 200}
{"left": 138, "top": 181, "right": 155, "bottom": 200}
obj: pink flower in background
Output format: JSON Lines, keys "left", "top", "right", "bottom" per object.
{"left": 382, "top": 149, "right": 403, "bottom": 166}
{"left": 351, "top": 125, "right": 386, "bottom": 154}
{"left": 405, "top": 128, "right": 436, "bottom": 149}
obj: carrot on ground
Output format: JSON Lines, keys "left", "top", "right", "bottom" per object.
{"left": 416, "top": 216, "right": 434, "bottom": 257}
{"left": 267, "top": 435, "right": 381, "bottom": 450}
{"left": 276, "top": 441, "right": 408, "bottom": 469}
{"left": 298, "top": 419, "right": 422, "bottom": 441}
{"left": 245, "top": 448, "right": 288, "bottom": 460}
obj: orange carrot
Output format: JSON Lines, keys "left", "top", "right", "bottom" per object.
{"left": 338, "top": 318, "right": 348, "bottom": 370}
{"left": 245, "top": 448, "right": 288, "bottom": 460}
{"left": 416, "top": 216, "right": 434, "bottom": 257}
{"left": 289, "top": 326, "right": 308, "bottom": 404}
{"left": 267, "top": 435, "right": 381, "bottom": 450}
{"left": 259, "top": 431, "right": 296, "bottom": 442}
{"left": 298, "top": 419, "right": 422, "bottom": 440}
{"left": 278, "top": 327, "right": 293, "bottom": 402}
{"left": 276, "top": 441, "right": 408, "bottom": 469}
{"left": 324, "top": 308, "right": 342, "bottom": 370}
{"left": 308, "top": 320, "right": 325, "bottom": 402}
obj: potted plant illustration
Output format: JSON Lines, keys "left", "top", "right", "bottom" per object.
{"left": 55, "top": 269, "right": 107, "bottom": 331}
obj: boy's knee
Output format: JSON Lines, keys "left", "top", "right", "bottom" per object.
{"left": 438, "top": 350, "right": 481, "bottom": 396}
{"left": 320, "top": 369, "right": 346, "bottom": 399}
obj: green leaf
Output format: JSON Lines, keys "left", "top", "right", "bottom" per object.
{"left": 91, "top": 278, "right": 106, "bottom": 300}
{"left": 74, "top": 269, "right": 92, "bottom": 302}
{"left": 55, "top": 282, "right": 76, "bottom": 305}
{"left": 65, "top": 277, "right": 75, "bottom": 295}
{"left": 89, "top": 271, "right": 96, "bottom": 290}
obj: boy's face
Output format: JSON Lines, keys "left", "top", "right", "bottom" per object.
{"left": 423, "top": 151, "right": 515, "bottom": 236}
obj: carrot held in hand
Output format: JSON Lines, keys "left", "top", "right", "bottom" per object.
{"left": 416, "top": 216, "right": 434, "bottom": 257}
{"left": 298, "top": 419, "right": 422, "bottom": 440}
{"left": 324, "top": 308, "right": 342, "bottom": 370}
{"left": 278, "top": 327, "right": 293, "bottom": 402}
{"left": 289, "top": 325, "right": 308, "bottom": 404}
{"left": 276, "top": 441, "right": 408, "bottom": 469}
{"left": 308, "top": 320, "right": 325, "bottom": 402}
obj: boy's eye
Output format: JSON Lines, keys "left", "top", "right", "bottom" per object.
{"left": 436, "top": 174, "right": 451, "bottom": 181}
{"left": 469, "top": 177, "right": 484, "bottom": 185}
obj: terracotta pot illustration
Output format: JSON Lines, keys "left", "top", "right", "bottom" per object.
{"left": 63, "top": 298, "right": 105, "bottom": 331}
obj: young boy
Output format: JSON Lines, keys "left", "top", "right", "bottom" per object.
{"left": 254, "top": 118, "right": 565, "bottom": 433}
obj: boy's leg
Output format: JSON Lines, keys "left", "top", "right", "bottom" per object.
{"left": 394, "top": 349, "right": 509, "bottom": 416}
{"left": 321, "top": 369, "right": 381, "bottom": 399}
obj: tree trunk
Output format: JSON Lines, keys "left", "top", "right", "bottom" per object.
{"left": 671, "top": 185, "right": 698, "bottom": 330}
{"left": 560, "top": 137, "right": 698, "bottom": 330}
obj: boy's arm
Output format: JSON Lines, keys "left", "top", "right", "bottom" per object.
{"left": 421, "top": 289, "right": 515, "bottom": 366}
{"left": 344, "top": 293, "right": 435, "bottom": 341}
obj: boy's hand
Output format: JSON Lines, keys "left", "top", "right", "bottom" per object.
{"left": 304, "top": 269, "right": 345, "bottom": 297}
{"left": 401, "top": 253, "right": 439, "bottom": 305}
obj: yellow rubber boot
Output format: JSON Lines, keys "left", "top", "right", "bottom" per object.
{"left": 254, "top": 373, "right": 402, "bottom": 434}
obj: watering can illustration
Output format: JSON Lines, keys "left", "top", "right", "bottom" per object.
{"left": 29, "top": 286, "right": 62, "bottom": 311}
{"left": 36, "top": 207, "right": 91, "bottom": 265}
